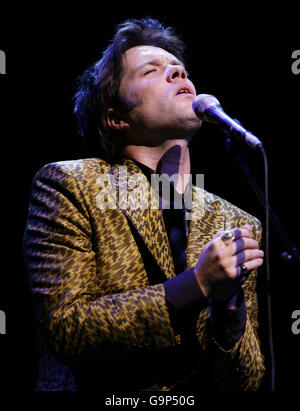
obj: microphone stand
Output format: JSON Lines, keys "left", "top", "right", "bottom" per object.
{"left": 226, "top": 136, "right": 299, "bottom": 392}
{"left": 225, "top": 138, "right": 300, "bottom": 265}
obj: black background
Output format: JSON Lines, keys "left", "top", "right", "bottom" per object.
{"left": 0, "top": 3, "right": 299, "bottom": 392}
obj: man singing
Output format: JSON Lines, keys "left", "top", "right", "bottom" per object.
{"left": 23, "top": 18, "right": 265, "bottom": 391}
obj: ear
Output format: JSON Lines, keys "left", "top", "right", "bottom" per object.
{"left": 106, "top": 108, "right": 129, "bottom": 131}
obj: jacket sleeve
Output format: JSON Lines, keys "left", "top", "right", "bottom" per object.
{"left": 23, "top": 163, "right": 177, "bottom": 367}
{"left": 195, "top": 218, "right": 266, "bottom": 391}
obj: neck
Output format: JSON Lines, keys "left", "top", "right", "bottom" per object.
{"left": 124, "top": 139, "right": 191, "bottom": 194}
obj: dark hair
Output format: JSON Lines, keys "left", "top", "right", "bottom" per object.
{"left": 73, "top": 17, "right": 186, "bottom": 163}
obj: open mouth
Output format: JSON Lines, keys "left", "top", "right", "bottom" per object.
{"left": 176, "top": 87, "right": 193, "bottom": 96}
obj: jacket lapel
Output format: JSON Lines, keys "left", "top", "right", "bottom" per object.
{"left": 186, "top": 186, "right": 226, "bottom": 269}
{"left": 108, "top": 160, "right": 226, "bottom": 278}
{"left": 110, "top": 159, "right": 176, "bottom": 280}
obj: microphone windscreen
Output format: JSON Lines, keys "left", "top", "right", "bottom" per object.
{"left": 192, "top": 94, "right": 220, "bottom": 114}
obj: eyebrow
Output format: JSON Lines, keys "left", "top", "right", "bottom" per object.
{"left": 136, "top": 57, "right": 184, "bottom": 72}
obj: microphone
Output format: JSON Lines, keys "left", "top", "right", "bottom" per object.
{"left": 192, "top": 94, "right": 263, "bottom": 150}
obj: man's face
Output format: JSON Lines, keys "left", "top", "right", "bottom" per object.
{"left": 118, "top": 45, "right": 202, "bottom": 146}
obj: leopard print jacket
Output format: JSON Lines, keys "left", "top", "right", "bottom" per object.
{"left": 23, "top": 157, "right": 265, "bottom": 391}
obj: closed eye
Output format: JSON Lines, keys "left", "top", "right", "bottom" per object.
{"left": 144, "top": 69, "right": 156, "bottom": 76}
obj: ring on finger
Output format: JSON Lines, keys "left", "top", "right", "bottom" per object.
{"left": 221, "top": 230, "right": 234, "bottom": 243}
{"left": 240, "top": 264, "right": 248, "bottom": 276}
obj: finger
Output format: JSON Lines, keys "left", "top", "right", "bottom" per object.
{"left": 238, "top": 257, "right": 264, "bottom": 275}
{"left": 232, "top": 257, "right": 264, "bottom": 282}
{"left": 216, "top": 227, "right": 253, "bottom": 242}
{"left": 234, "top": 249, "right": 264, "bottom": 266}
{"left": 233, "top": 237, "right": 260, "bottom": 254}
{"left": 232, "top": 227, "right": 253, "bottom": 241}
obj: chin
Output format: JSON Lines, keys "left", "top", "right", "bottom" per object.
{"left": 178, "top": 116, "right": 202, "bottom": 135}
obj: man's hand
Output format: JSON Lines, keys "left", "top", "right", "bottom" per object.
{"left": 194, "top": 225, "right": 264, "bottom": 301}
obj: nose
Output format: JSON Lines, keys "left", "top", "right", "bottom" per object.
{"left": 166, "top": 65, "right": 187, "bottom": 82}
